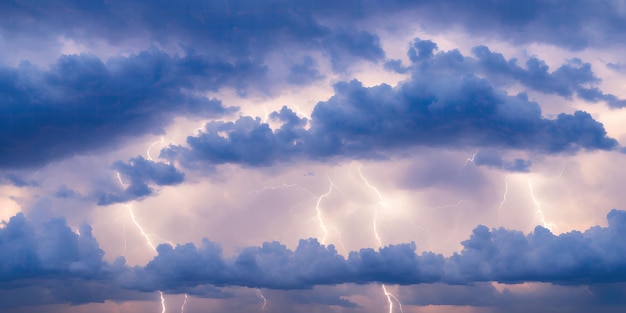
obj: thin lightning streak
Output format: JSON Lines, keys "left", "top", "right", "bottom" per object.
{"left": 557, "top": 161, "right": 567, "bottom": 179}
{"left": 160, "top": 292, "right": 166, "bottom": 313}
{"left": 147, "top": 137, "right": 165, "bottom": 161}
{"left": 116, "top": 172, "right": 166, "bottom": 313}
{"left": 433, "top": 199, "right": 466, "bottom": 209}
{"left": 316, "top": 177, "right": 335, "bottom": 244}
{"left": 499, "top": 182, "right": 508, "bottom": 209}
{"left": 497, "top": 181, "right": 508, "bottom": 223}
{"left": 180, "top": 294, "right": 188, "bottom": 313}
{"left": 357, "top": 165, "right": 385, "bottom": 247}
{"left": 127, "top": 203, "right": 157, "bottom": 251}
{"left": 382, "top": 285, "right": 393, "bottom": 313}
{"left": 116, "top": 172, "right": 128, "bottom": 188}
{"left": 248, "top": 183, "right": 314, "bottom": 198}
{"left": 247, "top": 183, "right": 317, "bottom": 225}
{"left": 122, "top": 217, "right": 128, "bottom": 256}
{"left": 247, "top": 180, "right": 347, "bottom": 252}
{"left": 458, "top": 151, "right": 478, "bottom": 173}
{"left": 527, "top": 179, "right": 553, "bottom": 230}
{"left": 356, "top": 165, "right": 404, "bottom": 313}
{"left": 256, "top": 289, "right": 268, "bottom": 311}
{"left": 382, "top": 285, "right": 404, "bottom": 313}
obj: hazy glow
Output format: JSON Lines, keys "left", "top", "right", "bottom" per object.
{"left": 2, "top": 2, "right": 626, "bottom": 312}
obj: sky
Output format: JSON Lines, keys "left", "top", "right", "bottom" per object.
{"left": 2, "top": 0, "right": 626, "bottom": 312}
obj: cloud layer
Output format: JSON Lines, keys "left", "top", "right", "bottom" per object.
{"left": 3, "top": 1, "right": 626, "bottom": 312}
{"left": 3, "top": 209, "right": 626, "bottom": 300}
{"left": 0, "top": 51, "right": 244, "bottom": 168}
{"left": 164, "top": 41, "right": 619, "bottom": 169}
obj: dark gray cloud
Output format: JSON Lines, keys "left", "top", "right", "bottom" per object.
{"left": 287, "top": 56, "right": 324, "bottom": 85}
{"left": 0, "top": 213, "right": 153, "bottom": 309}
{"left": 4, "top": 209, "right": 626, "bottom": 306}
{"left": 471, "top": 45, "right": 626, "bottom": 108}
{"left": 395, "top": 0, "right": 626, "bottom": 50}
{"left": 400, "top": 282, "right": 626, "bottom": 313}
{"left": 607, "top": 62, "right": 626, "bottom": 73}
{"left": 0, "top": 1, "right": 386, "bottom": 68}
{"left": 0, "top": 51, "right": 249, "bottom": 168}
{"left": 0, "top": 1, "right": 396, "bottom": 170}
{"left": 162, "top": 106, "right": 310, "bottom": 168}
{"left": 473, "top": 150, "right": 532, "bottom": 172}
{"left": 2, "top": 2, "right": 623, "bottom": 171}
{"left": 129, "top": 209, "right": 626, "bottom": 291}
{"left": 97, "top": 156, "right": 184, "bottom": 205}
{"left": 4, "top": 0, "right": 626, "bottom": 55}
{"left": 2, "top": 173, "right": 39, "bottom": 187}
{"left": 388, "top": 39, "right": 625, "bottom": 107}
{"left": 163, "top": 42, "right": 619, "bottom": 169}
{"left": 0, "top": 213, "right": 117, "bottom": 282}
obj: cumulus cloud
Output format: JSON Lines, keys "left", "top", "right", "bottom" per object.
{"left": 390, "top": 39, "right": 626, "bottom": 107}
{"left": 163, "top": 106, "right": 310, "bottom": 167}
{"left": 97, "top": 156, "right": 185, "bottom": 205}
{"left": 163, "top": 41, "right": 619, "bottom": 170}
{"left": 471, "top": 45, "right": 626, "bottom": 108}
{"left": 4, "top": 208, "right": 626, "bottom": 306}
{"left": 0, "top": 213, "right": 118, "bottom": 282}
{"left": 130, "top": 209, "right": 626, "bottom": 291}
{"left": 0, "top": 214, "right": 157, "bottom": 309}
{"left": 0, "top": 51, "right": 248, "bottom": 168}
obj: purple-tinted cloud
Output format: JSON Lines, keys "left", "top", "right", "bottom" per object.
{"left": 163, "top": 42, "right": 619, "bottom": 169}
{"left": 0, "top": 51, "right": 246, "bottom": 168}
{"left": 97, "top": 156, "right": 184, "bottom": 205}
{"left": 4, "top": 208, "right": 626, "bottom": 306}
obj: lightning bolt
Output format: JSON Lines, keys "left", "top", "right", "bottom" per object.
{"left": 458, "top": 151, "right": 478, "bottom": 173}
{"left": 557, "top": 161, "right": 567, "bottom": 179}
{"left": 160, "top": 292, "right": 166, "bottom": 313}
{"left": 356, "top": 165, "right": 404, "bottom": 313}
{"left": 126, "top": 205, "right": 157, "bottom": 251}
{"left": 315, "top": 177, "right": 336, "bottom": 244}
{"left": 256, "top": 289, "right": 268, "bottom": 311}
{"left": 248, "top": 183, "right": 316, "bottom": 200}
{"left": 150, "top": 139, "right": 191, "bottom": 311}
{"left": 147, "top": 137, "right": 165, "bottom": 161}
{"left": 499, "top": 182, "right": 508, "bottom": 209}
{"left": 247, "top": 181, "right": 341, "bottom": 247}
{"left": 382, "top": 285, "right": 404, "bottom": 313}
{"left": 357, "top": 165, "right": 385, "bottom": 247}
{"left": 432, "top": 199, "right": 466, "bottom": 209}
{"left": 527, "top": 178, "right": 554, "bottom": 230}
{"left": 117, "top": 172, "right": 166, "bottom": 313}
{"left": 497, "top": 181, "right": 508, "bottom": 223}
{"left": 247, "top": 183, "right": 317, "bottom": 224}
{"left": 180, "top": 294, "right": 188, "bottom": 313}
{"left": 116, "top": 172, "right": 127, "bottom": 188}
